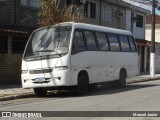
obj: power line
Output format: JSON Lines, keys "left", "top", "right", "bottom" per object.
{"left": 130, "top": 0, "right": 160, "bottom": 10}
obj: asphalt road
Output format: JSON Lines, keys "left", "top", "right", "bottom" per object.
{"left": 0, "top": 80, "right": 160, "bottom": 120}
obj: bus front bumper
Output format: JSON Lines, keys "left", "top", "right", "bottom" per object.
{"left": 21, "top": 69, "right": 72, "bottom": 89}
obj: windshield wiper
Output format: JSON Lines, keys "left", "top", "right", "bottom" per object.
{"left": 37, "top": 50, "right": 54, "bottom": 52}
{"left": 37, "top": 49, "right": 63, "bottom": 57}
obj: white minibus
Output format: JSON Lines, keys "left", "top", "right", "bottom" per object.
{"left": 21, "top": 22, "right": 139, "bottom": 96}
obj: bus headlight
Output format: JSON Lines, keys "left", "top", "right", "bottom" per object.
{"left": 22, "top": 70, "right": 28, "bottom": 74}
{"left": 55, "top": 66, "right": 68, "bottom": 71}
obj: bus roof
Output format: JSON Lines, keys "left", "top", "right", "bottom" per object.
{"left": 58, "top": 22, "right": 133, "bottom": 36}
{"left": 36, "top": 22, "right": 132, "bottom": 36}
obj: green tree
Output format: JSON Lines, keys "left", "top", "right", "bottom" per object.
{"left": 38, "top": 0, "right": 84, "bottom": 27}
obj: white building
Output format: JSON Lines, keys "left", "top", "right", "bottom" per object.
{"left": 146, "top": 15, "right": 160, "bottom": 42}
{"left": 83, "top": 0, "right": 149, "bottom": 41}
{"left": 145, "top": 15, "right": 160, "bottom": 73}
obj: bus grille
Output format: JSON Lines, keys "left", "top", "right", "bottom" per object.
{"left": 29, "top": 69, "right": 53, "bottom": 74}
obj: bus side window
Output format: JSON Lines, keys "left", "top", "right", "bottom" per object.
{"left": 72, "top": 30, "right": 86, "bottom": 52}
{"left": 95, "top": 32, "right": 109, "bottom": 51}
{"left": 119, "top": 35, "right": 130, "bottom": 52}
{"left": 128, "top": 36, "right": 137, "bottom": 52}
{"left": 107, "top": 33, "right": 120, "bottom": 51}
{"left": 84, "top": 31, "right": 97, "bottom": 51}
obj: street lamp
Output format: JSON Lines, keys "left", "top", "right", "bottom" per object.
{"left": 150, "top": 0, "right": 156, "bottom": 78}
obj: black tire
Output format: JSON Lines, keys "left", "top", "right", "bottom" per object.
{"left": 118, "top": 69, "right": 127, "bottom": 88}
{"left": 34, "top": 88, "right": 47, "bottom": 97}
{"left": 77, "top": 73, "right": 89, "bottom": 95}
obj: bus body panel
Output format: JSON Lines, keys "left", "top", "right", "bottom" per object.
{"left": 71, "top": 51, "right": 139, "bottom": 85}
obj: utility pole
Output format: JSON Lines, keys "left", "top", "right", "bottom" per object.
{"left": 150, "top": 0, "right": 156, "bottom": 78}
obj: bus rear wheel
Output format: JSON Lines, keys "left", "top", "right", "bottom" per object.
{"left": 77, "top": 73, "right": 89, "bottom": 95}
{"left": 118, "top": 69, "right": 127, "bottom": 88}
{"left": 34, "top": 88, "right": 47, "bottom": 97}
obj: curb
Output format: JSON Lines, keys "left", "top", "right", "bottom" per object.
{"left": 0, "top": 92, "right": 35, "bottom": 101}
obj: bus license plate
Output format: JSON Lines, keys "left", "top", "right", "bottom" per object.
{"left": 35, "top": 77, "right": 45, "bottom": 82}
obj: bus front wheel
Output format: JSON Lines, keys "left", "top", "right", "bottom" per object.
{"left": 34, "top": 88, "right": 47, "bottom": 97}
{"left": 77, "top": 73, "right": 89, "bottom": 95}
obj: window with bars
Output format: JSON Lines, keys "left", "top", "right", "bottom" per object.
{"left": 86, "top": 2, "right": 96, "bottom": 19}
{"left": 0, "top": 36, "right": 8, "bottom": 53}
{"left": 12, "top": 37, "right": 28, "bottom": 53}
{"left": 136, "top": 15, "right": 144, "bottom": 28}
{"left": 102, "top": 6, "right": 113, "bottom": 22}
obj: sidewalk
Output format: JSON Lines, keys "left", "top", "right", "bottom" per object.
{"left": 127, "top": 73, "right": 160, "bottom": 83}
{"left": 0, "top": 85, "right": 34, "bottom": 101}
{"left": 0, "top": 74, "right": 160, "bottom": 101}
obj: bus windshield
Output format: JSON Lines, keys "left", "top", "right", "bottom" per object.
{"left": 24, "top": 25, "right": 72, "bottom": 59}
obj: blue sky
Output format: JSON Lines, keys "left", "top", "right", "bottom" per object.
{"left": 123, "top": 0, "right": 160, "bottom": 15}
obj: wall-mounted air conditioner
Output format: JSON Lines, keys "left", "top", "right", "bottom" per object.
{"left": 116, "top": 12, "right": 123, "bottom": 18}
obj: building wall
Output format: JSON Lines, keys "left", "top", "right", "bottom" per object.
{"left": 145, "top": 27, "right": 151, "bottom": 41}
{"left": 133, "top": 12, "right": 146, "bottom": 39}
{"left": 0, "top": 35, "right": 25, "bottom": 85}
{"left": 146, "top": 25, "right": 160, "bottom": 43}
{"left": 0, "top": 0, "right": 39, "bottom": 27}
{"left": 125, "top": 9, "right": 146, "bottom": 39}
{"left": 0, "top": 0, "right": 39, "bottom": 85}
{"left": 155, "top": 44, "right": 160, "bottom": 73}
{"left": 101, "top": 1, "right": 126, "bottom": 29}
{"left": 84, "top": 0, "right": 126, "bottom": 29}
{"left": 145, "top": 16, "right": 160, "bottom": 73}
{"left": 84, "top": 0, "right": 146, "bottom": 39}
{"left": 145, "top": 24, "right": 160, "bottom": 73}
{"left": 125, "top": 9, "right": 132, "bottom": 32}
{"left": 0, "top": 54, "right": 22, "bottom": 85}
{"left": 16, "top": 7, "right": 39, "bottom": 27}
{"left": 0, "top": 1, "right": 14, "bottom": 24}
